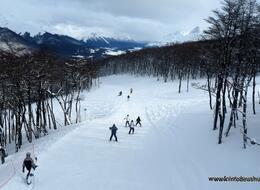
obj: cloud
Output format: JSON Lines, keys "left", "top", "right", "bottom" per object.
{"left": 0, "top": 0, "right": 221, "bottom": 41}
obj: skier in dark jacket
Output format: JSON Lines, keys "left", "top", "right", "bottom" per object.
{"left": 129, "top": 120, "right": 135, "bottom": 134}
{"left": 0, "top": 145, "right": 6, "bottom": 164}
{"left": 109, "top": 124, "right": 118, "bottom": 141}
{"left": 23, "top": 152, "right": 37, "bottom": 179}
{"left": 130, "top": 88, "right": 133, "bottom": 94}
{"left": 136, "top": 116, "right": 142, "bottom": 127}
{"left": 118, "top": 91, "right": 122, "bottom": 96}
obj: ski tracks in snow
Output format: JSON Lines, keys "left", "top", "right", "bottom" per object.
{"left": 144, "top": 101, "right": 206, "bottom": 190}
{"left": 1, "top": 76, "right": 210, "bottom": 190}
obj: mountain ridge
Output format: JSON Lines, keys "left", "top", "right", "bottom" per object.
{"left": 0, "top": 26, "right": 202, "bottom": 58}
{"left": 0, "top": 27, "right": 147, "bottom": 59}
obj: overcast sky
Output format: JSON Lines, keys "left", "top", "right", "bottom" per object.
{"left": 0, "top": 0, "right": 221, "bottom": 41}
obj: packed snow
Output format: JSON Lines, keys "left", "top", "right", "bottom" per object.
{"left": 105, "top": 49, "right": 126, "bottom": 56}
{"left": 0, "top": 75, "right": 259, "bottom": 190}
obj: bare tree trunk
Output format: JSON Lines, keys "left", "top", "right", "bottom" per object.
{"left": 213, "top": 75, "right": 223, "bottom": 130}
{"left": 242, "top": 89, "right": 248, "bottom": 149}
{"left": 178, "top": 70, "right": 182, "bottom": 93}
{"left": 186, "top": 70, "right": 190, "bottom": 93}
{"left": 207, "top": 72, "right": 213, "bottom": 110}
{"left": 8, "top": 109, "right": 11, "bottom": 144}
{"left": 218, "top": 111, "right": 224, "bottom": 144}
{"left": 27, "top": 83, "right": 33, "bottom": 142}
{"left": 41, "top": 99, "right": 48, "bottom": 135}
{"left": 75, "top": 88, "right": 81, "bottom": 123}
{"left": 252, "top": 72, "right": 256, "bottom": 114}
{"left": 46, "top": 99, "right": 52, "bottom": 130}
{"left": 47, "top": 90, "right": 72, "bottom": 126}
{"left": 258, "top": 91, "right": 260, "bottom": 104}
{"left": 225, "top": 81, "right": 239, "bottom": 136}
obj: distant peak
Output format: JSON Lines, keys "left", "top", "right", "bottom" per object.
{"left": 23, "top": 31, "right": 31, "bottom": 37}
{"left": 42, "top": 31, "right": 55, "bottom": 36}
{"left": 83, "top": 32, "right": 134, "bottom": 42}
{"left": 189, "top": 26, "right": 200, "bottom": 34}
{"left": 159, "top": 27, "right": 202, "bottom": 44}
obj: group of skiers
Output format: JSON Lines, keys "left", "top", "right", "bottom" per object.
{"left": 0, "top": 87, "right": 137, "bottom": 183}
{"left": 110, "top": 88, "right": 143, "bottom": 141}
{"left": 109, "top": 115, "right": 142, "bottom": 142}
{"left": 118, "top": 88, "right": 133, "bottom": 101}
{"left": 124, "top": 114, "right": 142, "bottom": 133}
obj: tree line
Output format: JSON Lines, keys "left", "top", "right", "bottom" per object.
{"left": 0, "top": 50, "right": 98, "bottom": 152}
{"left": 100, "top": 0, "right": 260, "bottom": 147}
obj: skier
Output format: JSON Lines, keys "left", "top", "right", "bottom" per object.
{"left": 129, "top": 120, "right": 135, "bottom": 134}
{"left": 136, "top": 116, "right": 142, "bottom": 127}
{"left": 118, "top": 91, "right": 122, "bottom": 96}
{"left": 130, "top": 88, "right": 133, "bottom": 94}
{"left": 127, "top": 95, "right": 130, "bottom": 101}
{"left": 109, "top": 124, "right": 118, "bottom": 142}
{"left": 0, "top": 145, "right": 6, "bottom": 164}
{"left": 23, "top": 152, "right": 37, "bottom": 180}
{"left": 124, "top": 114, "right": 130, "bottom": 127}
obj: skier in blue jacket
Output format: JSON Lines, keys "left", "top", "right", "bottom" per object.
{"left": 109, "top": 124, "right": 118, "bottom": 142}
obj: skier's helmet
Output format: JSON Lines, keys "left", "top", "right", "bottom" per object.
{"left": 26, "top": 152, "right": 31, "bottom": 157}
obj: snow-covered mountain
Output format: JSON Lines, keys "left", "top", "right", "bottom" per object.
{"left": 0, "top": 27, "right": 37, "bottom": 55}
{"left": 0, "top": 26, "right": 202, "bottom": 57}
{"left": 31, "top": 32, "right": 146, "bottom": 58}
{"left": 83, "top": 33, "right": 147, "bottom": 49}
{"left": 149, "top": 27, "right": 202, "bottom": 47}
{"left": 0, "top": 27, "right": 147, "bottom": 58}
{"left": 32, "top": 32, "right": 90, "bottom": 57}
{"left": 165, "top": 26, "right": 201, "bottom": 43}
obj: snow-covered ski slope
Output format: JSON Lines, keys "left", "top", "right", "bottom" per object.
{"left": 1, "top": 75, "right": 260, "bottom": 190}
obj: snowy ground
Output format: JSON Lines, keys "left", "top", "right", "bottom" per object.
{"left": 0, "top": 75, "right": 260, "bottom": 190}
